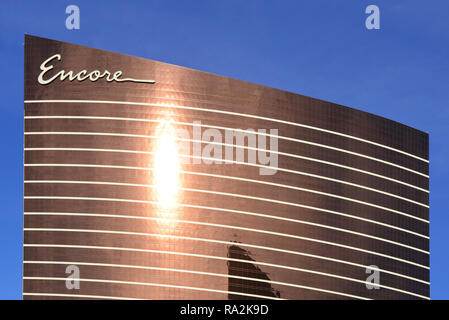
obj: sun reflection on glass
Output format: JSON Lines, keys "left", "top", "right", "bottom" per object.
{"left": 154, "top": 118, "right": 180, "bottom": 217}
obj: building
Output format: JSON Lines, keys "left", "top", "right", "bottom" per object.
{"left": 23, "top": 35, "right": 429, "bottom": 300}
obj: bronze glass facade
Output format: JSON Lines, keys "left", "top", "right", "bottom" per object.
{"left": 23, "top": 35, "right": 429, "bottom": 300}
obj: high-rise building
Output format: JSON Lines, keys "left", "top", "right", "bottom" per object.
{"left": 23, "top": 35, "right": 429, "bottom": 300}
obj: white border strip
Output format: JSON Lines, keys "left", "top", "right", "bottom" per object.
{"left": 24, "top": 99, "right": 429, "bottom": 164}
{"left": 24, "top": 244, "right": 429, "bottom": 285}
{"left": 23, "top": 260, "right": 429, "bottom": 299}
{"left": 23, "top": 228, "right": 429, "bottom": 269}
{"left": 24, "top": 116, "right": 430, "bottom": 192}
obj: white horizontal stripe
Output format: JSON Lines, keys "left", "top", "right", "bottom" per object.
{"left": 25, "top": 163, "right": 430, "bottom": 240}
{"left": 23, "top": 194, "right": 429, "bottom": 241}
{"left": 26, "top": 261, "right": 369, "bottom": 300}
{"left": 23, "top": 292, "right": 141, "bottom": 300}
{"left": 23, "top": 260, "right": 428, "bottom": 299}
{"left": 24, "top": 212, "right": 428, "bottom": 255}
{"left": 24, "top": 147, "right": 430, "bottom": 218}
{"left": 24, "top": 99, "right": 429, "bottom": 164}
{"left": 25, "top": 164, "right": 428, "bottom": 226}
{"left": 24, "top": 179, "right": 429, "bottom": 225}
{"left": 23, "top": 150, "right": 429, "bottom": 224}
{"left": 23, "top": 228, "right": 429, "bottom": 270}
{"left": 23, "top": 277, "right": 285, "bottom": 300}
{"left": 24, "top": 244, "right": 429, "bottom": 285}
{"left": 25, "top": 131, "right": 429, "bottom": 206}
{"left": 25, "top": 115, "right": 429, "bottom": 193}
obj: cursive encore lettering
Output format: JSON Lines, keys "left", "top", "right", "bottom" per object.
{"left": 37, "top": 54, "right": 156, "bottom": 85}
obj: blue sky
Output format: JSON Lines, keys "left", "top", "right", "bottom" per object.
{"left": 0, "top": 0, "right": 447, "bottom": 299}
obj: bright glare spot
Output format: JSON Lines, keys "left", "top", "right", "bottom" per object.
{"left": 154, "top": 119, "right": 179, "bottom": 211}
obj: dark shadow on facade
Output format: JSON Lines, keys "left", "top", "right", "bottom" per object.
{"left": 227, "top": 244, "right": 281, "bottom": 299}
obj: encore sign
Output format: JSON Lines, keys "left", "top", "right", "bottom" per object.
{"left": 37, "top": 54, "right": 156, "bottom": 85}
